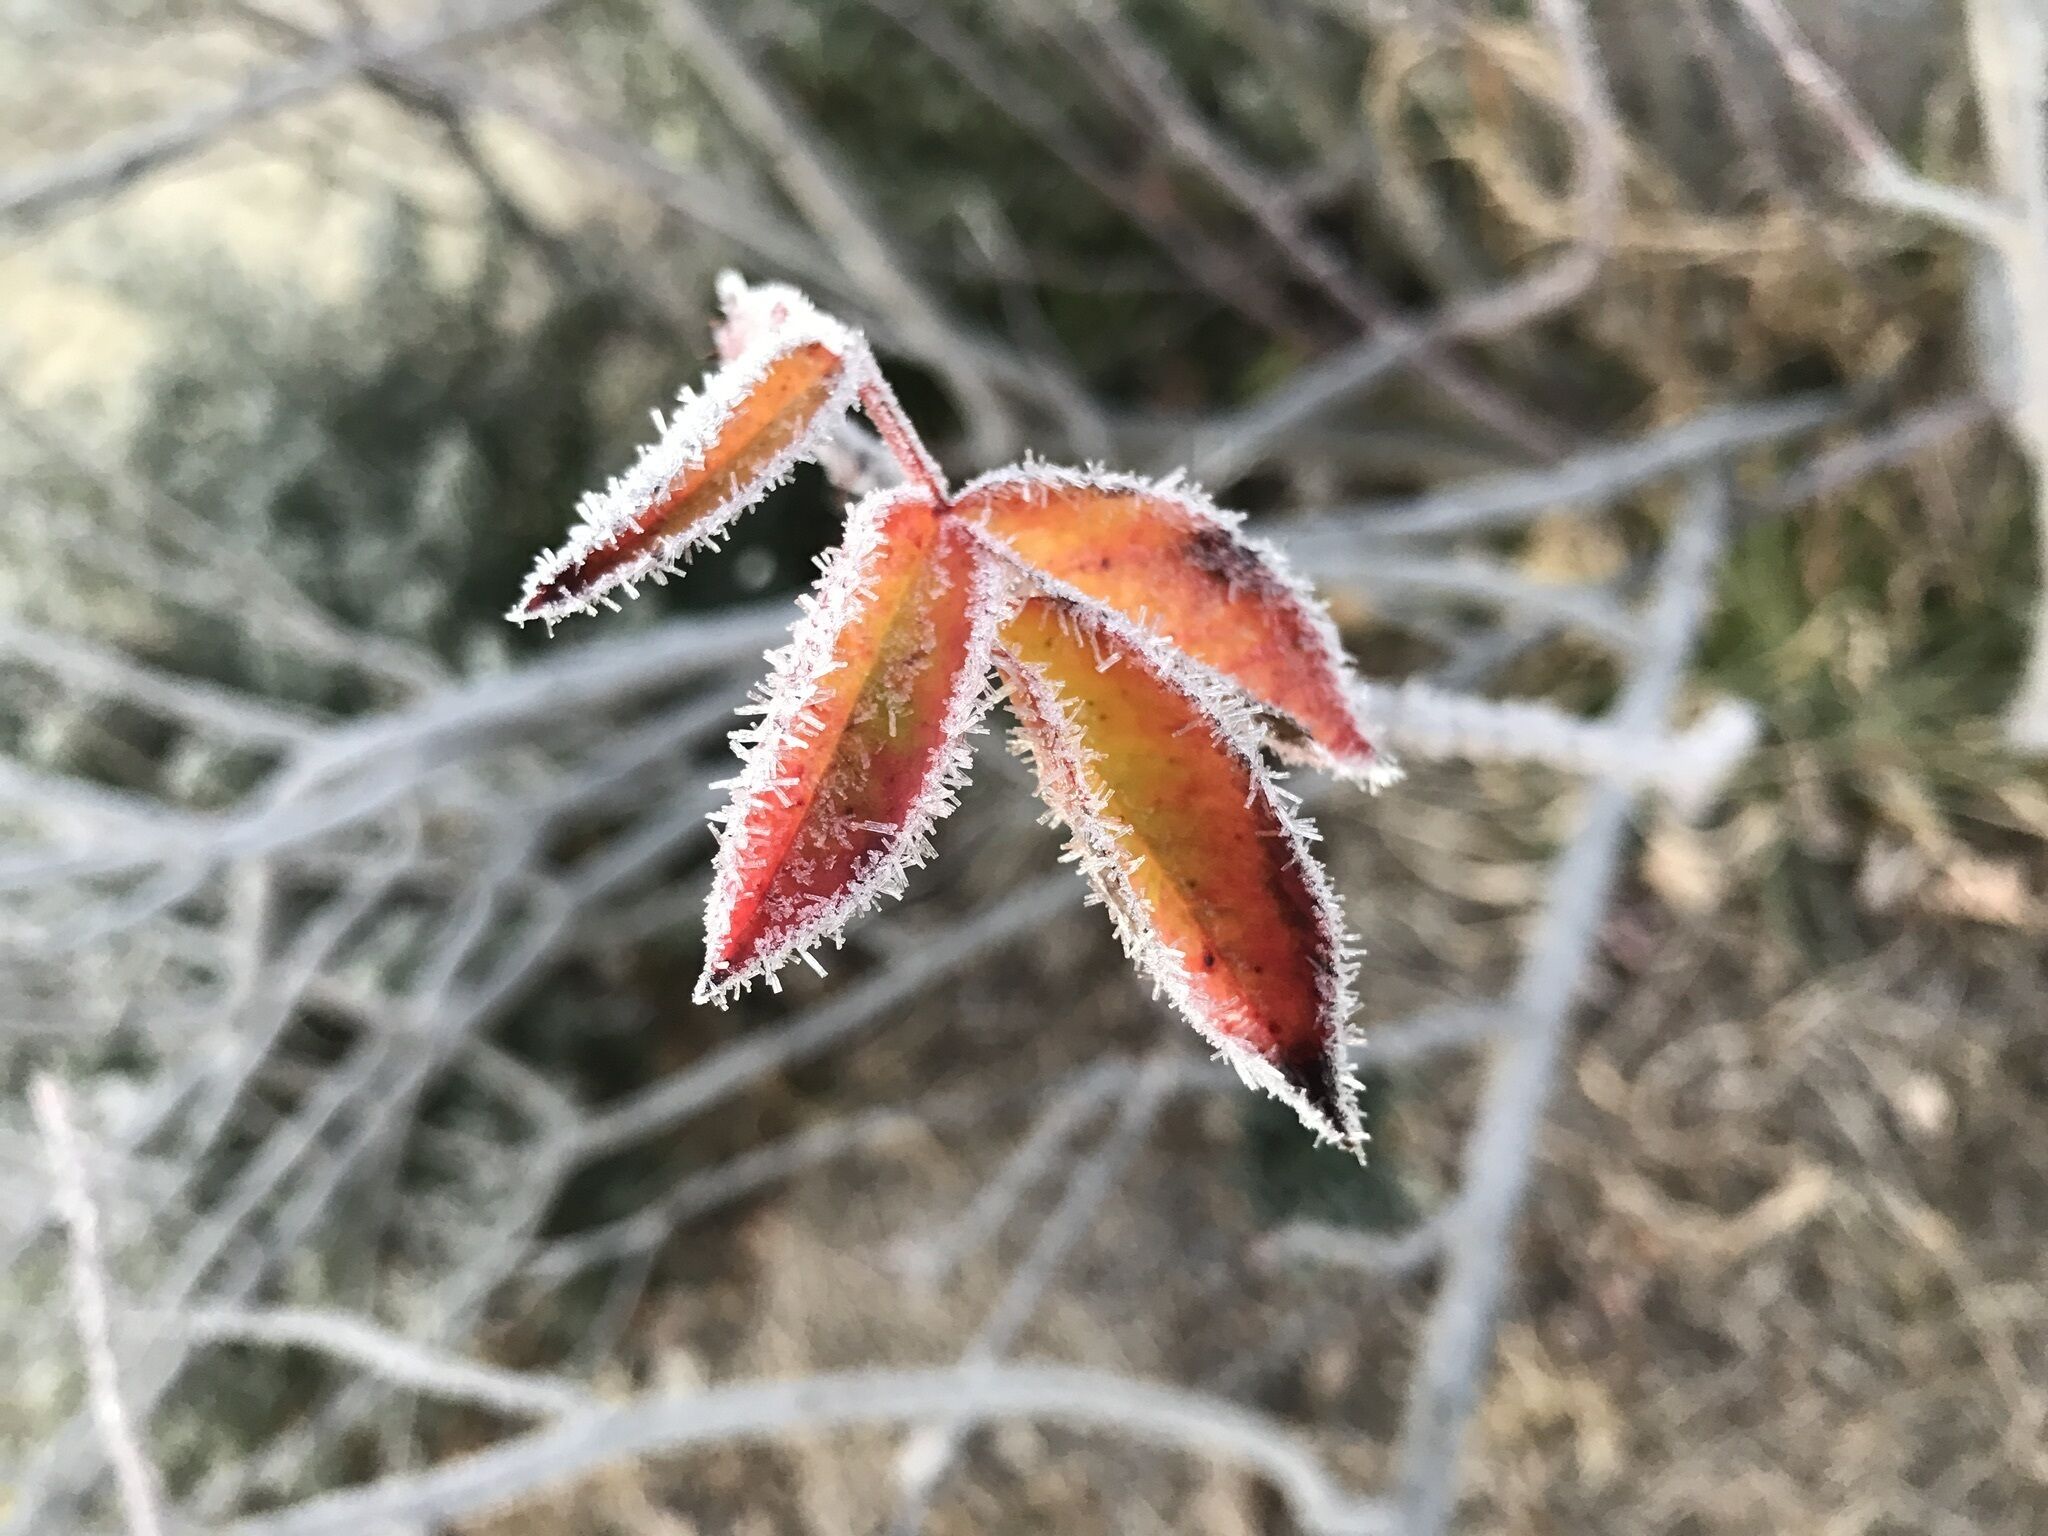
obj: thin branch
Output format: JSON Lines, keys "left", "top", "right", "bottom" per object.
{"left": 889, "top": 1051, "right": 1187, "bottom": 1532}
{"left": 29, "top": 1074, "right": 167, "bottom": 1536}
{"left": 1728, "top": 0, "right": 2012, "bottom": 240}
{"left": 164, "top": 1305, "right": 596, "bottom": 1420}
{"left": 1746, "top": 393, "right": 1991, "bottom": 520}
{"left": 214, "top": 1364, "right": 1393, "bottom": 1536}
{"left": 0, "top": 0, "right": 567, "bottom": 228}
{"left": 1260, "top": 1197, "right": 1467, "bottom": 1281}
{"left": 1281, "top": 392, "right": 1842, "bottom": 540}
{"left": 526, "top": 1098, "right": 960, "bottom": 1289}
{"left": 1060, "top": 0, "right": 1571, "bottom": 458}
{"left": 1962, "top": 0, "right": 2048, "bottom": 747}
{"left": 850, "top": 0, "right": 1307, "bottom": 342}
{"left": 1392, "top": 470, "right": 1730, "bottom": 1536}
{"left": 0, "top": 619, "right": 320, "bottom": 747}
{"left": 572, "top": 877, "right": 1077, "bottom": 1162}
{"left": 1357, "top": 686, "right": 1760, "bottom": 819}
{"left": 890, "top": 1058, "right": 1127, "bottom": 1285}
{"left": 1189, "top": 0, "right": 1625, "bottom": 483}
{"left": 1307, "top": 551, "right": 1641, "bottom": 650}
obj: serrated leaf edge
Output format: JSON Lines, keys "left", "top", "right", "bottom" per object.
{"left": 694, "top": 496, "right": 1007, "bottom": 1005}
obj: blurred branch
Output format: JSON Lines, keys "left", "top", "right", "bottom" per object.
{"left": 1962, "top": 0, "right": 2048, "bottom": 748}
{"left": 1392, "top": 470, "right": 1731, "bottom": 1536}
{"left": 1311, "top": 550, "right": 1642, "bottom": 649}
{"left": 1054, "top": 0, "right": 1572, "bottom": 458}
{"left": 1728, "top": 0, "right": 2012, "bottom": 239}
{"left": 0, "top": 399, "right": 450, "bottom": 696}
{"left": 1188, "top": 0, "right": 1624, "bottom": 482}
{"left": 1730, "top": 0, "right": 2048, "bottom": 748}
{"left": 852, "top": 0, "right": 1309, "bottom": 342}
{"left": 166, "top": 1305, "right": 597, "bottom": 1420}
{"left": 1259, "top": 1196, "right": 1467, "bottom": 1281}
{"left": 213, "top": 1363, "right": 1394, "bottom": 1536}
{"left": 0, "top": 0, "right": 567, "bottom": 230}
{"left": 653, "top": 0, "right": 1022, "bottom": 462}
{"left": 1746, "top": 392, "right": 1991, "bottom": 519}
{"left": 571, "top": 877, "right": 1076, "bottom": 1162}
{"left": 30, "top": 1075, "right": 167, "bottom": 1536}
{"left": 1281, "top": 392, "right": 1841, "bottom": 540}
{"left": 1358, "top": 687, "right": 1759, "bottom": 819}
{"left": 889, "top": 1050, "right": 1187, "bottom": 1532}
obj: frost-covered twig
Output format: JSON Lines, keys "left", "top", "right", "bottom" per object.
{"left": 1350, "top": 1002, "right": 1508, "bottom": 1068}
{"left": 1284, "top": 392, "right": 1842, "bottom": 541}
{"left": 1728, "top": 0, "right": 2048, "bottom": 747}
{"left": 167, "top": 1305, "right": 596, "bottom": 1420}
{"left": 1260, "top": 1196, "right": 1468, "bottom": 1281}
{"left": 1728, "top": 0, "right": 2012, "bottom": 240}
{"left": 1305, "top": 550, "right": 1641, "bottom": 650}
{"left": 0, "top": 604, "right": 790, "bottom": 898}
{"left": 216, "top": 1363, "right": 1394, "bottom": 1536}
{"left": 29, "top": 1075, "right": 166, "bottom": 1536}
{"left": 1392, "top": 471, "right": 1731, "bottom": 1536}
{"left": 1359, "top": 685, "right": 1759, "bottom": 819}
{"left": 1962, "top": 0, "right": 2048, "bottom": 748}
{"left": 0, "top": 0, "right": 567, "bottom": 229}
{"left": 0, "top": 619, "right": 319, "bottom": 747}
{"left": 1748, "top": 393, "right": 1990, "bottom": 519}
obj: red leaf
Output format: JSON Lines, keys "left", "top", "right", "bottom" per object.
{"left": 697, "top": 489, "right": 1001, "bottom": 1001}
{"left": 996, "top": 587, "right": 1363, "bottom": 1151}
{"left": 514, "top": 306, "right": 860, "bottom": 626}
{"left": 958, "top": 466, "right": 1391, "bottom": 785}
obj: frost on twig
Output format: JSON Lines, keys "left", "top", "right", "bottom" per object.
{"left": 30, "top": 1075, "right": 166, "bottom": 1536}
{"left": 1358, "top": 685, "right": 1759, "bottom": 819}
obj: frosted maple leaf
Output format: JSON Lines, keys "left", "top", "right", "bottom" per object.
{"left": 511, "top": 275, "right": 1397, "bottom": 1154}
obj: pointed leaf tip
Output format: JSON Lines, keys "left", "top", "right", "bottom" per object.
{"left": 997, "top": 588, "right": 1364, "bottom": 1151}
{"left": 513, "top": 316, "right": 860, "bottom": 626}
{"left": 958, "top": 466, "right": 1393, "bottom": 786}
{"left": 695, "top": 490, "right": 1004, "bottom": 1002}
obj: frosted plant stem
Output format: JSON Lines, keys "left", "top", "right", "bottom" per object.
{"left": 29, "top": 1075, "right": 166, "bottom": 1536}
{"left": 212, "top": 1363, "right": 1391, "bottom": 1536}
{"left": 1392, "top": 472, "right": 1729, "bottom": 1536}
{"left": 1357, "top": 683, "right": 1759, "bottom": 819}
{"left": 162, "top": 1306, "right": 596, "bottom": 1420}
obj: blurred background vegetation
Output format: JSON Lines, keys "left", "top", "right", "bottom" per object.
{"left": 4, "top": 1, "right": 2048, "bottom": 1532}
